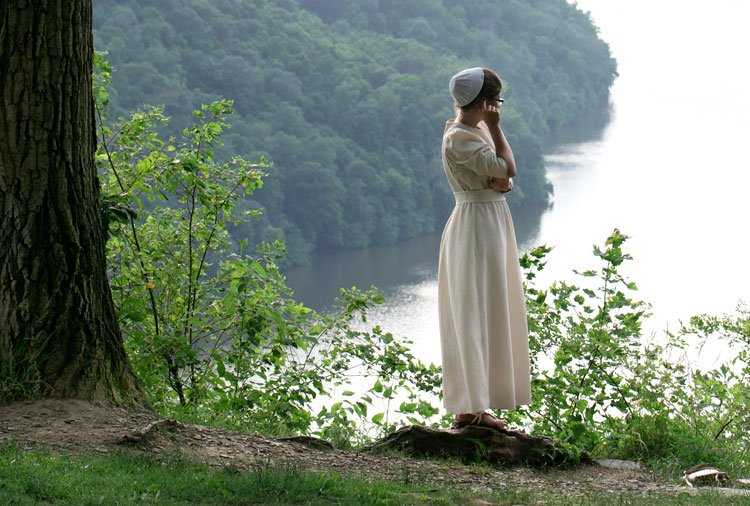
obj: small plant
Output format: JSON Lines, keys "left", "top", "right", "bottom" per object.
{"left": 515, "top": 231, "right": 750, "bottom": 473}
{"left": 513, "top": 230, "right": 649, "bottom": 451}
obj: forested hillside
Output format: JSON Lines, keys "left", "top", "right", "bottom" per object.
{"left": 93, "top": 0, "right": 616, "bottom": 264}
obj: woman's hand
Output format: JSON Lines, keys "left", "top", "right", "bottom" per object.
{"left": 482, "top": 99, "right": 501, "bottom": 127}
{"left": 489, "top": 177, "right": 513, "bottom": 193}
{"left": 483, "top": 97, "right": 517, "bottom": 178}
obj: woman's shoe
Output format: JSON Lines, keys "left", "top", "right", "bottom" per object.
{"left": 453, "top": 411, "right": 506, "bottom": 430}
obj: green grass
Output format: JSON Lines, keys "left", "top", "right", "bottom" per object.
{"left": 0, "top": 443, "right": 519, "bottom": 505}
{"left": 1, "top": 443, "right": 749, "bottom": 505}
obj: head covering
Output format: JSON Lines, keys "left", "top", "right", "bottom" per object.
{"left": 449, "top": 67, "right": 484, "bottom": 107}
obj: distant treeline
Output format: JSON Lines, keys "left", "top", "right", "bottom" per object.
{"left": 93, "top": 0, "right": 617, "bottom": 265}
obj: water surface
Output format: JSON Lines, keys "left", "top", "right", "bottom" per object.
{"left": 285, "top": 0, "right": 750, "bottom": 369}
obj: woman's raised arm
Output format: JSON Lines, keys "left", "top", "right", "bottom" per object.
{"left": 482, "top": 101, "right": 516, "bottom": 177}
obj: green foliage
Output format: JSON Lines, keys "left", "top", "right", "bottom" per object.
{"left": 615, "top": 306, "right": 750, "bottom": 473}
{"left": 92, "top": 0, "right": 616, "bottom": 264}
{"left": 96, "top": 55, "right": 441, "bottom": 439}
{"left": 514, "top": 230, "right": 649, "bottom": 451}
{"left": 515, "top": 231, "right": 750, "bottom": 473}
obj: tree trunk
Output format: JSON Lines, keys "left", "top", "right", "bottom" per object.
{"left": 0, "top": 0, "right": 147, "bottom": 405}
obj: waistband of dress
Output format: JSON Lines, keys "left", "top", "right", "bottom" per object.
{"left": 453, "top": 189, "right": 505, "bottom": 204}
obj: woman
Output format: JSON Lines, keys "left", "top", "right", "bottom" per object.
{"left": 438, "top": 67, "right": 531, "bottom": 430}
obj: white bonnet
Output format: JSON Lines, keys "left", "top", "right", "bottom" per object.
{"left": 449, "top": 67, "right": 484, "bottom": 107}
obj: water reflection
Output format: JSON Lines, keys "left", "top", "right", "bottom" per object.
{"left": 284, "top": 233, "right": 441, "bottom": 312}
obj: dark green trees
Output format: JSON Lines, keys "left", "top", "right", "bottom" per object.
{"left": 92, "top": 0, "right": 617, "bottom": 264}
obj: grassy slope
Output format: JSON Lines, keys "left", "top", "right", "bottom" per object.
{"left": 1, "top": 444, "right": 747, "bottom": 506}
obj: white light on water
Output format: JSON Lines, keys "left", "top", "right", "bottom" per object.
{"left": 546, "top": 0, "right": 750, "bottom": 333}
{"left": 356, "top": 277, "right": 442, "bottom": 367}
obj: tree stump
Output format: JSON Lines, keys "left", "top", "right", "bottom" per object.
{"left": 364, "top": 425, "right": 580, "bottom": 467}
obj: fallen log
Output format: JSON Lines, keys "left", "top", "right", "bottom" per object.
{"left": 363, "top": 424, "right": 581, "bottom": 467}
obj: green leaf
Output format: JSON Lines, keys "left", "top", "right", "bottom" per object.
{"left": 399, "top": 402, "right": 418, "bottom": 413}
{"left": 215, "top": 356, "right": 227, "bottom": 378}
{"left": 252, "top": 262, "right": 267, "bottom": 277}
{"left": 230, "top": 278, "right": 243, "bottom": 294}
{"left": 126, "top": 311, "right": 147, "bottom": 323}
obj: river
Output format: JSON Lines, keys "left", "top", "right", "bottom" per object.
{"left": 284, "top": 0, "right": 750, "bottom": 370}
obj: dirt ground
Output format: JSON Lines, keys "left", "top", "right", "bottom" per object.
{"left": 1, "top": 399, "right": 747, "bottom": 501}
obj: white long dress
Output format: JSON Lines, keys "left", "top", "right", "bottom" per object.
{"left": 438, "top": 119, "right": 531, "bottom": 414}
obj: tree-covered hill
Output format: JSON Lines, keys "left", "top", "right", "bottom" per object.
{"left": 93, "top": 0, "right": 616, "bottom": 264}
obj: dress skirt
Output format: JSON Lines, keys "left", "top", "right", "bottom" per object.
{"left": 438, "top": 189, "right": 531, "bottom": 414}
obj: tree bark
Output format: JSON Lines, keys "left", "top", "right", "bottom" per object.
{"left": 0, "top": 0, "right": 147, "bottom": 405}
{"left": 365, "top": 425, "right": 581, "bottom": 467}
